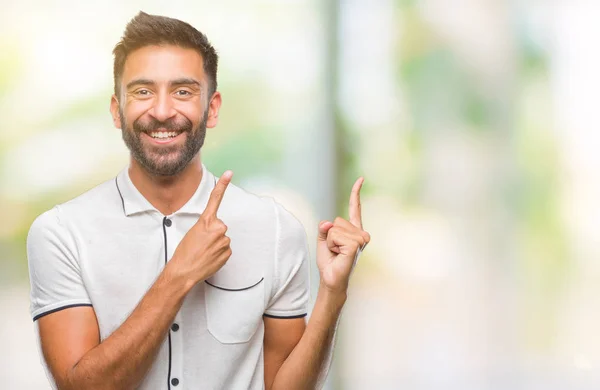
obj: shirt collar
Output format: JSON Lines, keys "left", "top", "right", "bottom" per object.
{"left": 115, "top": 163, "right": 216, "bottom": 217}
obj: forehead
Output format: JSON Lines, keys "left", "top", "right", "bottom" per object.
{"left": 121, "top": 45, "right": 205, "bottom": 85}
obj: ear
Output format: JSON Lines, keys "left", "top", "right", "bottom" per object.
{"left": 206, "top": 91, "right": 222, "bottom": 129}
{"left": 110, "top": 95, "right": 122, "bottom": 129}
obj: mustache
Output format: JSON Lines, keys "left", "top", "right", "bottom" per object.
{"left": 132, "top": 116, "right": 193, "bottom": 133}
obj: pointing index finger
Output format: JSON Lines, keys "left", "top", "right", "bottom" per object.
{"left": 203, "top": 170, "right": 233, "bottom": 219}
{"left": 349, "top": 176, "right": 364, "bottom": 229}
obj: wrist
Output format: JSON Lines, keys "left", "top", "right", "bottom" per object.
{"left": 317, "top": 281, "right": 347, "bottom": 310}
{"left": 163, "top": 258, "right": 197, "bottom": 295}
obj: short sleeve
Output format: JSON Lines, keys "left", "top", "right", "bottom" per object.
{"left": 27, "top": 206, "right": 92, "bottom": 321}
{"left": 264, "top": 202, "right": 310, "bottom": 318}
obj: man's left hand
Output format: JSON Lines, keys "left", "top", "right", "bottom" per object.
{"left": 316, "top": 177, "right": 371, "bottom": 295}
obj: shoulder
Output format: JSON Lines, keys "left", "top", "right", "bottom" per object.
{"left": 219, "top": 181, "right": 276, "bottom": 222}
{"left": 28, "top": 174, "right": 123, "bottom": 236}
{"left": 222, "top": 181, "right": 306, "bottom": 233}
{"left": 273, "top": 200, "right": 306, "bottom": 244}
{"left": 27, "top": 206, "right": 62, "bottom": 242}
{"left": 59, "top": 176, "right": 123, "bottom": 218}
{"left": 218, "top": 179, "right": 308, "bottom": 249}
{"left": 27, "top": 206, "right": 76, "bottom": 266}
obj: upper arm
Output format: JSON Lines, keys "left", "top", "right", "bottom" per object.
{"left": 37, "top": 306, "right": 100, "bottom": 388}
{"left": 263, "top": 316, "right": 306, "bottom": 390}
{"left": 265, "top": 203, "right": 310, "bottom": 318}
{"left": 263, "top": 203, "right": 311, "bottom": 389}
{"left": 28, "top": 208, "right": 92, "bottom": 320}
{"left": 27, "top": 208, "right": 97, "bottom": 387}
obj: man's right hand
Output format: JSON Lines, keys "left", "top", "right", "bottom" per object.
{"left": 169, "top": 170, "right": 234, "bottom": 287}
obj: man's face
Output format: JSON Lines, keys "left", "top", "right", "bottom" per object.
{"left": 113, "top": 45, "right": 216, "bottom": 176}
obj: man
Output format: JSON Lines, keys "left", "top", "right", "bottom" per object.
{"left": 27, "top": 11, "right": 370, "bottom": 390}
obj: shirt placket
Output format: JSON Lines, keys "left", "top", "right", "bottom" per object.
{"left": 163, "top": 216, "right": 183, "bottom": 389}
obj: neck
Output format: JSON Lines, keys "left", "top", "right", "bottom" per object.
{"left": 128, "top": 154, "right": 203, "bottom": 216}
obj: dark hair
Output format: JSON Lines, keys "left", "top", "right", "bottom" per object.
{"left": 112, "top": 11, "right": 218, "bottom": 99}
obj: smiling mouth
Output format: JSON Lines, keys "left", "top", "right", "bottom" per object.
{"left": 148, "top": 130, "right": 181, "bottom": 139}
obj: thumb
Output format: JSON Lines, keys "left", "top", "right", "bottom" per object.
{"left": 317, "top": 220, "right": 334, "bottom": 241}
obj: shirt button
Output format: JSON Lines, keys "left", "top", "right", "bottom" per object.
{"left": 164, "top": 218, "right": 172, "bottom": 227}
{"left": 171, "top": 323, "right": 179, "bottom": 332}
{"left": 171, "top": 378, "right": 179, "bottom": 386}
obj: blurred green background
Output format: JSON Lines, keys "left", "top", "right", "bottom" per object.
{"left": 2, "top": 1, "right": 600, "bottom": 389}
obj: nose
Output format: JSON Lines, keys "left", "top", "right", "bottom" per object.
{"left": 148, "top": 91, "right": 177, "bottom": 122}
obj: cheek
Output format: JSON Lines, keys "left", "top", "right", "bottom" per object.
{"left": 123, "top": 103, "right": 150, "bottom": 125}
{"left": 177, "top": 106, "right": 204, "bottom": 126}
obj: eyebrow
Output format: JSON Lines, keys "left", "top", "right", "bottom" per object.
{"left": 126, "top": 78, "right": 202, "bottom": 90}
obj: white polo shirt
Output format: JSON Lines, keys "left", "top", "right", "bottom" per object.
{"left": 27, "top": 163, "right": 310, "bottom": 390}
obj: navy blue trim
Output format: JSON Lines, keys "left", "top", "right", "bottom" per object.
{"left": 33, "top": 303, "right": 93, "bottom": 322}
{"left": 167, "top": 332, "right": 172, "bottom": 389}
{"left": 263, "top": 313, "right": 307, "bottom": 319}
{"left": 204, "top": 277, "right": 264, "bottom": 291}
{"left": 115, "top": 176, "right": 126, "bottom": 216}
{"left": 162, "top": 217, "right": 172, "bottom": 390}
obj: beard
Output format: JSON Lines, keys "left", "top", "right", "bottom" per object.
{"left": 120, "top": 108, "right": 207, "bottom": 176}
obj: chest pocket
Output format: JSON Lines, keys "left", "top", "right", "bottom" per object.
{"left": 204, "top": 271, "right": 265, "bottom": 344}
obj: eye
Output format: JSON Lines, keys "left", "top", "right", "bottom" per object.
{"left": 134, "top": 89, "right": 151, "bottom": 96}
{"left": 175, "top": 89, "right": 192, "bottom": 97}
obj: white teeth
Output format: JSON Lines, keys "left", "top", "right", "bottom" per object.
{"left": 149, "top": 131, "right": 178, "bottom": 139}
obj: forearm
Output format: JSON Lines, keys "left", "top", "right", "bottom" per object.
{"left": 270, "top": 285, "right": 346, "bottom": 390}
{"left": 63, "top": 264, "right": 192, "bottom": 390}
